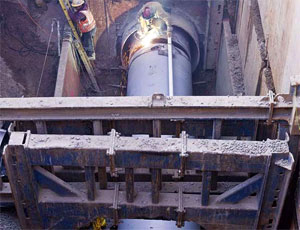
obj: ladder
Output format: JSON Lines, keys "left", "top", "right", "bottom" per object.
{"left": 58, "top": 0, "right": 100, "bottom": 93}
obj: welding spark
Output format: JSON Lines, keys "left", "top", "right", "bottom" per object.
{"left": 140, "top": 29, "right": 159, "bottom": 47}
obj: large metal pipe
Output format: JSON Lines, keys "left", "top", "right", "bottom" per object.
{"left": 121, "top": 10, "right": 200, "bottom": 97}
{"left": 126, "top": 28, "right": 192, "bottom": 96}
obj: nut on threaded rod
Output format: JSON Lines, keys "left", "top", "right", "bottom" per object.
{"left": 178, "top": 131, "right": 189, "bottom": 178}
{"left": 106, "top": 129, "right": 120, "bottom": 177}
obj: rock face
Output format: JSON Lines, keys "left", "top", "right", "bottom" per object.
{"left": 0, "top": 56, "right": 25, "bottom": 98}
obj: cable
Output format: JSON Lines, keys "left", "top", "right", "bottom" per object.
{"left": 1, "top": 18, "right": 57, "bottom": 56}
{"left": 36, "top": 20, "right": 55, "bottom": 96}
{"left": 16, "top": 0, "right": 57, "bottom": 38}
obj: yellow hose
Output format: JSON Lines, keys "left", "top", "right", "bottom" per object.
{"left": 92, "top": 217, "right": 106, "bottom": 230}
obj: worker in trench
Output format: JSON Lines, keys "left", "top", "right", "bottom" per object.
{"left": 137, "top": 2, "right": 170, "bottom": 40}
{"left": 68, "top": 0, "right": 96, "bottom": 60}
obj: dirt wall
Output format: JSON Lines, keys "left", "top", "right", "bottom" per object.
{"left": 0, "top": 56, "right": 25, "bottom": 97}
{"left": 0, "top": 1, "right": 61, "bottom": 97}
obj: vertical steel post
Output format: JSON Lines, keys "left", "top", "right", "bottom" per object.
{"left": 85, "top": 166, "right": 96, "bottom": 201}
{"left": 93, "top": 121, "right": 107, "bottom": 189}
{"left": 201, "top": 171, "right": 212, "bottom": 206}
{"left": 152, "top": 120, "right": 162, "bottom": 203}
{"left": 5, "top": 144, "right": 42, "bottom": 229}
{"left": 125, "top": 168, "right": 134, "bottom": 203}
{"left": 211, "top": 120, "right": 222, "bottom": 190}
{"left": 35, "top": 121, "right": 54, "bottom": 173}
{"left": 0, "top": 176, "right": 3, "bottom": 191}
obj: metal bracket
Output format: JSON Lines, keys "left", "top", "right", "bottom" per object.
{"left": 73, "top": 39, "right": 81, "bottom": 49}
{"left": 275, "top": 152, "right": 294, "bottom": 171}
{"left": 178, "top": 131, "right": 189, "bottom": 178}
{"left": 107, "top": 129, "right": 120, "bottom": 177}
{"left": 7, "top": 122, "right": 16, "bottom": 136}
{"left": 176, "top": 185, "right": 185, "bottom": 228}
{"left": 151, "top": 94, "right": 166, "bottom": 107}
{"left": 267, "top": 90, "right": 276, "bottom": 125}
{"left": 110, "top": 183, "right": 120, "bottom": 226}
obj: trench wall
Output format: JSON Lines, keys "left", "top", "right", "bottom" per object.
{"left": 236, "top": 0, "right": 300, "bottom": 95}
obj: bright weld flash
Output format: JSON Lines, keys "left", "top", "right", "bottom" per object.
{"left": 140, "top": 30, "right": 159, "bottom": 47}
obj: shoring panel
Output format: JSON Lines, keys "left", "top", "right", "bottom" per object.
{"left": 3, "top": 131, "right": 293, "bottom": 229}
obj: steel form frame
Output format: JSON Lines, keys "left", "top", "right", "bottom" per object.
{"left": 0, "top": 94, "right": 299, "bottom": 228}
{"left": 4, "top": 131, "right": 294, "bottom": 229}
{"left": 0, "top": 94, "right": 297, "bottom": 122}
{"left": 294, "top": 178, "right": 300, "bottom": 229}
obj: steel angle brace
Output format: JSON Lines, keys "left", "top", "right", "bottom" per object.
{"left": 178, "top": 131, "right": 189, "bottom": 178}
{"left": 107, "top": 129, "right": 119, "bottom": 177}
{"left": 267, "top": 91, "right": 293, "bottom": 127}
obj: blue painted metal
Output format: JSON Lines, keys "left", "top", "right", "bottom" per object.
{"left": 256, "top": 153, "right": 295, "bottom": 228}
{"left": 216, "top": 174, "right": 263, "bottom": 204}
{"left": 201, "top": 171, "right": 211, "bottom": 206}
{"left": 84, "top": 166, "right": 96, "bottom": 200}
{"left": 22, "top": 133, "right": 271, "bottom": 173}
{"left": 0, "top": 129, "right": 6, "bottom": 146}
{"left": 5, "top": 145, "right": 42, "bottom": 229}
{"left": 26, "top": 149, "right": 268, "bottom": 173}
{"left": 0, "top": 128, "right": 7, "bottom": 177}
{"left": 3, "top": 132, "right": 294, "bottom": 229}
{"left": 295, "top": 178, "right": 300, "bottom": 229}
{"left": 34, "top": 166, "right": 80, "bottom": 197}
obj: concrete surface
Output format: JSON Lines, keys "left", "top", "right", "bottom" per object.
{"left": 216, "top": 22, "right": 232, "bottom": 96}
{"left": 258, "top": 0, "right": 300, "bottom": 94}
{"left": 235, "top": 0, "right": 262, "bottom": 96}
{"left": 216, "top": 20, "right": 244, "bottom": 96}
{"left": 235, "top": 0, "right": 300, "bottom": 95}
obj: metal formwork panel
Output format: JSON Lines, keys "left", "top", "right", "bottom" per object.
{"left": 294, "top": 178, "right": 300, "bottom": 229}
{"left": 0, "top": 94, "right": 297, "bottom": 121}
{"left": 4, "top": 131, "right": 294, "bottom": 229}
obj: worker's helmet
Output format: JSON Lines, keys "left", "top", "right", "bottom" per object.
{"left": 71, "top": 0, "right": 84, "bottom": 7}
{"left": 142, "top": 6, "right": 155, "bottom": 20}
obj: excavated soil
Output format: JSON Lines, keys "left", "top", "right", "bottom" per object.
{"left": 0, "top": 56, "right": 25, "bottom": 97}
{"left": 0, "top": 1, "right": 60, "bottom": 97}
